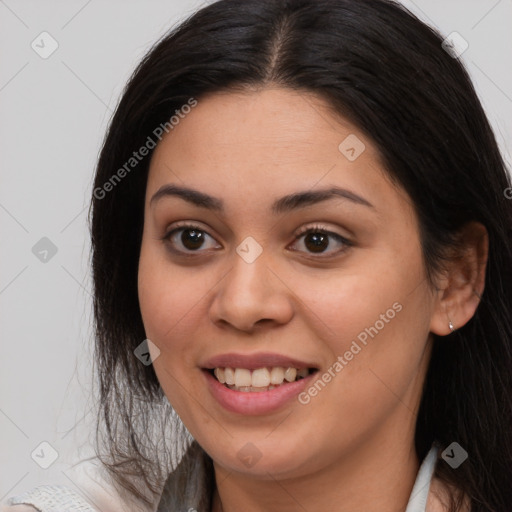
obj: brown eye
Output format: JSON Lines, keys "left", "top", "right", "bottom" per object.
{"left": 162, "top": 223, "right": 221, "bottom": 254}
{"left": 179, "top": 228, "right": 205, "bottom": 250}
{"left": 303, "top": 232, "right": 330, "bottom": 253}
{"left": 290, "top": 225, "right": 352, "bottom": 257}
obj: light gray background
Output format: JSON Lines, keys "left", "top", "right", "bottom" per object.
{"left": 1, "top": 0, "right": 511, "bottom": 507}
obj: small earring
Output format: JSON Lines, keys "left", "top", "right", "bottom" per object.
{"left": 448, "top": 319, "right": 455, "bottom": 332}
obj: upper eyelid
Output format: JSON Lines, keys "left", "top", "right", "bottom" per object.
{"left": 163, "top": 222, "right": 349, "bottom": 241}
{"left": 163, "top": 222, "right": 351, "bottom": 254}
{"left": 162, "top": 222, "right": 221, "bottom": 249}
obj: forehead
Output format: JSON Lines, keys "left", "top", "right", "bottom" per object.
{"left": 145, "top": 87, "right": 404, "bottom": 217}
{"left": 152, "top": 87, "right": 367, "bottom": 159}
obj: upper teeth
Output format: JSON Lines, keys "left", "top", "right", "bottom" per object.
{"left": 213, "top": 367, "right": 309, "bottom": 388}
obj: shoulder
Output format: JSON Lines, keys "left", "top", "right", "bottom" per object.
{"left": 1, "top": 485, "right": 98, "bottom": 512}
{"left": 1, "top": 480, "right": 152, "bottom": 512}
{"left": 0, "top": 506, "right": 37, "bottom": 512}
{"left": 427, "top": 476, "right": 471, "bottom": 512}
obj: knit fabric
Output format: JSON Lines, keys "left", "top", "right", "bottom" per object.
{"left": 7, "top": 484, "right": 97, "bottom": 511}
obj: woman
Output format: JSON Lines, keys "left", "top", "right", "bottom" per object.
{"left": 5, "top": 0, "right": 511, "bottom": 511}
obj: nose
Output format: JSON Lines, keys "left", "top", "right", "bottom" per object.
{"left": 208, "top": 249, "right": 294, "bottom": 333}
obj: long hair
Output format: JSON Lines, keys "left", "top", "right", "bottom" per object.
{"left": 88, "top": 1, "right": 512, "bottom": 510}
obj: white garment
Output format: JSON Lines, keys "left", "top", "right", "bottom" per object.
{"left": 406, "top": 444, "right": 439, "bottom": 512}
{"left": 5, "top": 445, "right": 439, "bottom": 512}
{"left": 5, "top": 485, "right": 97, "bottom": 512}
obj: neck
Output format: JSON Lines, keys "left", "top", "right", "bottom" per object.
{"left": 210, "top": 424, "right": 421, "bottom": 512}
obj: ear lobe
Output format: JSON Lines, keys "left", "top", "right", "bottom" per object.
{"left": 430, "top": 222, "right": 488, "bottom": 336}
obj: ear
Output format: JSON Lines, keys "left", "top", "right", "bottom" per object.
{"left": 430, "top": 222, "right": 488, "bottom": 336}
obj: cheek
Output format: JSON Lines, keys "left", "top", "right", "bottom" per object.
{"left": 137, "top": 242, "right": 216, "bottom": 417}
{"left": 302, "top": 255, "right": 431, "bottom": 403}
{"left": 138, "top": 241, "right": 203, "bottom": 343}
{"left": 302, "top": 267, "right": 405, "bottom": 352}
{"left": 137, "top": 247, "right": 205, "bottom": 417}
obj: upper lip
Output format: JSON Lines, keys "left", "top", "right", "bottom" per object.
{"left": 201, "top": 352, "right": 319, "bottom": 371}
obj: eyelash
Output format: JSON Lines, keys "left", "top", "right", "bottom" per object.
{"left": 160, "top": 222, "right": 353, "bottom": 258}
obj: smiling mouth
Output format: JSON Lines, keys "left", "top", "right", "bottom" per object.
{"left": 207, "top": 366, "right": 318, "bottom": 392}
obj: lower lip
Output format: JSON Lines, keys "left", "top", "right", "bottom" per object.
{"left": 202, "top": 369, "right": 317, "bottom": 415}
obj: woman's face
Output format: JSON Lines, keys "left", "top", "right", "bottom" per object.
{"left": 138, "top": 87, "right": 440, "bottom": 479}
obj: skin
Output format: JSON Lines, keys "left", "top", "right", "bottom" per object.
{"left": 137, "top": 87, "right": 486, "bottom": 512}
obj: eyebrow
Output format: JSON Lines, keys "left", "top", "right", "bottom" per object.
{"left": 150, "top": 184, "right": 374, "bottom": 214}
